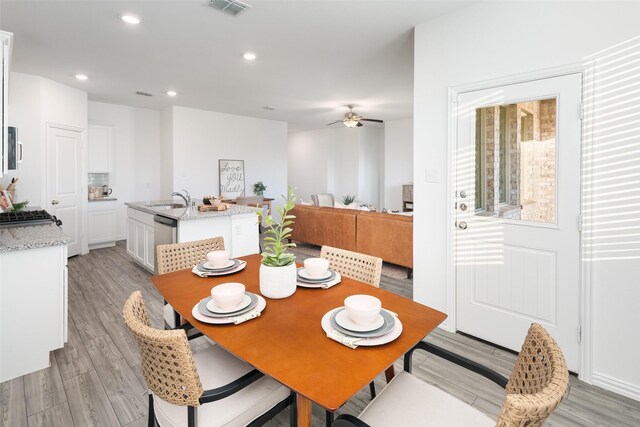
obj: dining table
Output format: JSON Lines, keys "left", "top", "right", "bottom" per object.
{"left": 151, "top": 254, "right": 447, "bottom": 427}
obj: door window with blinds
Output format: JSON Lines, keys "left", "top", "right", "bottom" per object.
{"left": 474, "top": 98, "right": 557, "bottom": 224}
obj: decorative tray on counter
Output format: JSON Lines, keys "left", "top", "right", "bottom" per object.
{"left": 198, "top": 204, "right": 228, "bottom": 212}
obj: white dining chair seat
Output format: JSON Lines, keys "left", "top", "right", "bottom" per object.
{"left": 153, "top": 344, "right": 290, "bottom": 427}
{"left": 163, "top": 303, "right": 177, "bottom": 328}
{"left": 358, "top": 371, "right": 494, "bottom": 427}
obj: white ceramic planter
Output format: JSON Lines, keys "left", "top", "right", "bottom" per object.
{"left": 259, "top": 263, "right": 297, "bottom": 299}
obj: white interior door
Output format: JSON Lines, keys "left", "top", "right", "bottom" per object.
{"left": 47, "top": 124, "right": 83, "bottom": 257}
{"left": 455, "top": 74, "right": 582, "bottom": 371}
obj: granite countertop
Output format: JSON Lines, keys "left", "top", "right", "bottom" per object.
{"left": 0, "top": 223, "right": 69, "bottom": 253}
{"left": 89, "top": 197, "right": 118, "bottom": 202}
{"left": 125, "top": 200, "right": 258, "bottom": 220}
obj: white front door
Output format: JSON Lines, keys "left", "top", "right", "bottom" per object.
{"left": 47, "top": 124, "right": 83, "bottom": 257}
{"left": 455, "top": 74, "right": 582, "bottom": 371}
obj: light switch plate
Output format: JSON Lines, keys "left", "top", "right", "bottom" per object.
{"left": 425, "top": 169, "right": 440, "bottom": 183}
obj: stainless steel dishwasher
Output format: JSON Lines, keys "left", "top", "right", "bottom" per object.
{"left": 153, "top": 214, "right": 177, "bottom": 273}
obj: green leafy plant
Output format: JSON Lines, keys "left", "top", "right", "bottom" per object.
{"left": 257, "top": 187, "right": 297, "bottom": 267}
{"left": 342, "top": 194, "right": 357, "bottom": 205}
{"left": 253, "top": 181, "right": 267, "bottom": 195}
{"left": 11, "top": 200, "right": 29, "bottom": 211}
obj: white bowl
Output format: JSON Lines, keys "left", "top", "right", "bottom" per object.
{"left": 211, "top": 282, "right": 246, "bottom": 309}
{"left": 344, "top": 295, "right": 382, "bottom": 326}
{"left": 207, "top": 250, "right": 230, "bottom": 268}
{"left": 303, "top": 257, "right": 330, "bottom": 278}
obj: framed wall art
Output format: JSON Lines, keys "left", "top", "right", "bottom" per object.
{"left": 218, "top": 159, "right": 245, "bottom": 198}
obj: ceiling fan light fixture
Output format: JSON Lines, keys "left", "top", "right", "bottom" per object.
{"left": 344, "top": 119, "right": 358, "bottom": 128}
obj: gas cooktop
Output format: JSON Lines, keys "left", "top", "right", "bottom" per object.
{"left": 0, "top": 209, "right": 61, "bottom": 228}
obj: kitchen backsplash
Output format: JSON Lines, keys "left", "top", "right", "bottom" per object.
{"left": 88, "top": 173, "right": 109, "bottom": 187}
{"left": 88, "top": 173, "right": 111, "bottom": 199}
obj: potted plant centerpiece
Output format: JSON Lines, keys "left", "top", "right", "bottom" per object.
{"left": 253, "top": 181, "right": 267, "bottom": 196}
{"left": 256, "top": 187, "right": 297, "bottom": 299}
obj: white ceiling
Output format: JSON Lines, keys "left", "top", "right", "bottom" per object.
{"left": 0, "top": 0, "right": 470, "bottom": 132}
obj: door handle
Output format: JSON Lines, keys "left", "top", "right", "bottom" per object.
{"left": 459, "top": 203, "right": 468, "bottom": 211}
{"left": 52, "top": 200, "right": 59, "bottom": 205}
{"left": 459, "top": 190, "right": 467, "bottom": 198}
{"left": 458, "top": 221, "right": 468, "bottom": 230}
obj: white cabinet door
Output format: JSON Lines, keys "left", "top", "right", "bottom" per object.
{"left": 144, "top": 224, "right": 155, "bottom": 271}
{"left": 87, "top": 209, "right": 117, "bottom": 245}
{"left": 1, "top": 244, "right": 67, "bottom": 382}
{"left": 126, "top": 218, "right": 135, "bottom": 256}
{"left": 1, "top": 32, "right": 12, "bottom": 178}
{"left": 88, "top": 124, "right": 112, "bottom": 173}
{"left": 231, "top": 213, "right": 260, "bottom": 257}
{"left": 134, "top": 221, "right": 145, "bottom": 264}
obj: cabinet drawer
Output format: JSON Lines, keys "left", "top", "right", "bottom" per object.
{"left": 137, "top": 210, "right": 155, "bottom": 227}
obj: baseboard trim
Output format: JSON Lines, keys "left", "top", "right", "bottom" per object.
{"left": 592, "top": 372, "right": 640, "bottom": 402}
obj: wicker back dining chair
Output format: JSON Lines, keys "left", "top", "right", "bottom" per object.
{"left": 333, "top": 323, "right": 569, "bottom": 427}
{"left": 156, "top": 237, "right": 225, "bottom": 333}
{"left": 320, "top": 245, "right": 383, "bottom": 288}
{"left": 156, "top": 236, "right": 225, "bottom": 275}
{"left": 123, "top": 291, "right": 293, "bottom": 427}
{"left": 321, "top": 245, "right": 383, "bottom": 425}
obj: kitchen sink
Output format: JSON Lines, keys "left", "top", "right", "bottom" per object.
{"left": 146, "top": 203, "right": 186, "bottom": 209}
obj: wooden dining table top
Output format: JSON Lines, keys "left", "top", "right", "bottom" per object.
{"left": 151, "top": 254, "right": 447, "bottom": 413}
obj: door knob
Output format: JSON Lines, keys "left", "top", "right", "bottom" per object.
{"left": 51, "top": 200, "right": 59, "bottom": 205}
{"left": 459, "top": 203, "right": 468, "bottom": 211}
{"left": 459, "top": 190, "right": 467, "bottom": 198}
{"left": 458, "top": 221, "right": 468, "bottom": 230}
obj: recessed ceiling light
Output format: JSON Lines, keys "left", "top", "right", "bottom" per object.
{"left": 167, "top": 91, "right": 177, "bottom": 97}
{"left": 243, "top": 52, "right": 257, "bottom": 61}
{"left": 75, "top": 74, "right": 88, "bottom": 81}
{"left": 263, "top": 106, "right": 278, "bottom": 111}
{"left": 121, "top": 15, "right": 141, "bottom": 24}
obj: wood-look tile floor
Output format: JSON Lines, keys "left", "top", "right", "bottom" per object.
{"left": 1, "top": 241, "right": 638, "bottom": 426}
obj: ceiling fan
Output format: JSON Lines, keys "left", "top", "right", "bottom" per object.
{"left": 327, "top": 105, "right": 384, "bottom": 128}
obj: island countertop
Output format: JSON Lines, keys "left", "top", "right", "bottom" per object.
{"left": 0, "top": 223, "right": 69, "bottom": 253}
{"left": 125, "top": 200, "right": 258, "bottom": 220}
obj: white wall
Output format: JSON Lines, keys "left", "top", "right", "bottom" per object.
{"left": 384, "top": 118, "right": 413, "bottom": 211}
{"left": 288, "top": 126, "right": 384, "bottom": 207}
{"left": 170, "top": 106, "right": 288, "bottom": 207}
{"left": 287, "top": 128, "right": 335, "bottom": 203}
{"left": 357, "top": 127, "right": 383, "bottom": 208}
{"left": 6, "top": 73, "right": 87, "bottom": 209}
{"left": 159, "top": 107, "right": 174, "bottom": 198}
{"left": 88, "top": 101, "right": 161, "bottom": 239}
{"left": 414, "top": 1, "right": 640, "bottom": 400}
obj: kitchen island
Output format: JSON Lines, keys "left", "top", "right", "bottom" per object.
{"left": 0, "top": 223, "right": 68, "bottom": 382}
{"left": 125, "top": 201, "right": 260, "bottom": 273}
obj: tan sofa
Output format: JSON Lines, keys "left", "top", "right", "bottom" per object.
{"left": 290, "top": 205, "right": 413, "bottom": 277}
{"left": 356, "top": 211, "right": 413, "bottom": 271}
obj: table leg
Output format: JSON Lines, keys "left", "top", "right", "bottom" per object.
{"left": 296, "top": 394, "right": 312, "bottom": 427}
{"left": 385, "top": 365, "right": 395, "bottom": 383}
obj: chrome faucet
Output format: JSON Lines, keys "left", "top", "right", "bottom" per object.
{"left": 171, "top": 189, "right": 191, "bottom": 207}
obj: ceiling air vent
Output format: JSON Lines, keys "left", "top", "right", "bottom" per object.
{"left": 135, "top": 91, "right": 153, "bottom": 97}
{"left": 209, "top": 0, "right": 251, "bottom": 16}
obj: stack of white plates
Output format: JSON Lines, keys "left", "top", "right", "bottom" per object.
{"left": 321, "top": 307, "right": 403, "bottom": 346}
{"left": 192, "top": 292, "right": 266, "bottom": 324}
{"left": 195, "top": 259, "right": 246, "bottom": 276}
{"left": 296, "top": 267, "right": 339, "bottom": 288}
